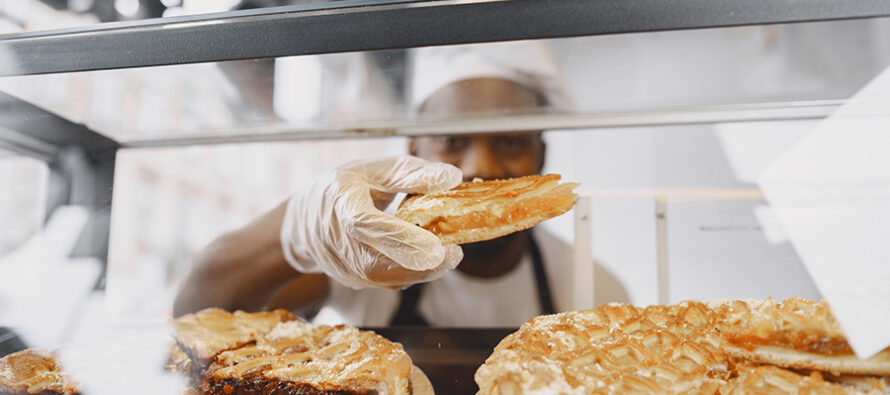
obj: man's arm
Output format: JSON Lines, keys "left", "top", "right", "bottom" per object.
{"left": 173, "top": 156, "right": 462, "bottom": 317}
{"left": 172, "top": 201, "right": 327, "bottom": 317}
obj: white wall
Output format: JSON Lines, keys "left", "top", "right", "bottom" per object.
{"left": 539, "top": 18, "right": 890, "bottom": 305}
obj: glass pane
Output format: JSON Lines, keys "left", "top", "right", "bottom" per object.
{"left": 0, "top": 149, "right": 46, "bottom": 255}
{"left": 2, "top": 16, "right": 888, "bottom": 144}
{"left": 3, "top": 8, "right": 890, "bottom": 394}
{"left": 0, "top": 0, "right": 426, "bottom": 36}
{"left": 0, "top": 0, "right": 101, "bottom": 35}
{"left": 106, "top": 137, "right": 408, "bottom": 322}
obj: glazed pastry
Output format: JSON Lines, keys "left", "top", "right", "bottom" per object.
{"left": 171, "top": 308, "right": 426, "bottom": 395}
{"left": 476, "top": 298, "right": 890, "bottom": 394}
{"left": 397, "top": 174, "right": 578, "bottom": 245}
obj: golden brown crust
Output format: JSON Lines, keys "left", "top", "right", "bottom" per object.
{"left": 206, "top": 322, "right": 412, "bottom": 395}
{"left": 711, "top": 298, "right": 890, "bottom": 377}
{"left": 0, "top": 350, "right": 79, "bottom": 395}
{"left": 172, "top": 308, "right": 414, "bottom": 395}
{"left": 475, "top": 299, "right": 890, "bottom": 394}
{"left": 721, "top": 365, "right": 851, "bottom": 395}
{"left": 173, "top": 308, "right": 296, "bottom": 366}
{"left": 166, "top": 342, "right": 191, "bottom": 373}
{"left": 396, "top": 174, "right": 578, "bottom": 245}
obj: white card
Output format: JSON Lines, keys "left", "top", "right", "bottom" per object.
{"left": 759, "top": 67, "right": 890, "bottom": 358}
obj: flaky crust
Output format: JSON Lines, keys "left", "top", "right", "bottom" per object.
{"left": 396, "top": 174, "right": 578, "bottom": 245}
{"left": 0, "top": 349, "right": 79, "bottom": 395}
{"left": 172, "top": 308, "right": 415, "bottom": 395}
{"left": 173, "top": 308, "right": 296, "bottom": 369}
{"left": 206, "top": 321, "right": 412, "bottom": 395}
{"left": 711, "top": 298, "right": 890, "bottom": 377}
{"left": 475, "top": 298, "right": 890, "bottom": 394}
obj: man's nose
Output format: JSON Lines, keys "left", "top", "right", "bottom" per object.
{"left": 460, "top": 141, "right": 506, "bottom": 181}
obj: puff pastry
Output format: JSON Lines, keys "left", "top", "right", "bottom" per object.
{"left": 396, "top": 174, "right": 578, "bottom": 245}
{"left": 171, "top": 308, "right": 424, "bottom": 395}
{"left": 0, "top": 349, "right": 79, "bottom": 395}
{"left": 476, "top": 298, "right": 890, "bottom": 394}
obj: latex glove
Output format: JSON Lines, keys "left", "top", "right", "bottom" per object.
{"left": 281, "top": 156, "right": 464, "bottom": 289}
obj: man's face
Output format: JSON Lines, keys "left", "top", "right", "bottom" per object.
{"left": 411, "top": 77, "right": 546, "bottom": 180}
{"left": 410, "top": 78, "right": 546, "bottom": 277}
{"left": 413, "top": 134, "right": 542, "bottom": 181}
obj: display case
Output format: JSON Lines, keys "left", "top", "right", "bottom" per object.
{"left": 2, "top": 1, "right": 890, "bottom": 393}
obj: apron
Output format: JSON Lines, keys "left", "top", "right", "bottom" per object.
{"left": 389, "top": 236, "right": 555, "bottom": 326}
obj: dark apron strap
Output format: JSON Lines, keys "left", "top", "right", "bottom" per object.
{"left": 528, "top": 235, "right": 556, "bottom": 315}
{"left": 390, "top": 234, "right": 556, "bottom": 326}
{"left": 389, "top": 283, "right": 429, "bottom": 326}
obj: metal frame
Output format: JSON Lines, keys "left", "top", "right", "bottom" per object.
{"left": 0, "top": 92, "right": 118, "bottom": 154}
{"left": 1, "top": 0, "right": 890, "bottom": 76}
{"left": 119, "top": 100, "right": 843, "bottom": 148}
{"left": 0, "top": 91, "right": 118, "bottom": 275}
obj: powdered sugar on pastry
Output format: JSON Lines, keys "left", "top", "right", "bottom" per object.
{"left": 476, "top": 299, "right": 890, "bottom": 394}
{"left": 172, "top": 308, "right": 417, "bottom": 395}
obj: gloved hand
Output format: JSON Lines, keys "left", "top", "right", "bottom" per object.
{"left": 280, "top": 156, "right": 464, "bottom": 289}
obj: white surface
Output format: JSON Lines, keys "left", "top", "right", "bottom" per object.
{"left": 667, "top": 199, "right": 820, "bottom": 303}
{"left": 63, "top": 291, "right": 185, "bottom": 395}
{"left": 573, "top": 196, "right": 594, "bottom": 309}
{"left": 655, "top": 197, "right": 670, "bottom": 304}
{"left": 274, "top": 56, "right": 323, "bottom": 123}
{"left": 0, "top": 206, "right": 100, "bottom": 348}
{"left": 312, "top": 228, "right": 628, "bottom": 327}
{"left": 760, "top": 66, "right": 890, "bottom": 358}
{"left": 715, "top": 120, "right": 815, "bottom": 184}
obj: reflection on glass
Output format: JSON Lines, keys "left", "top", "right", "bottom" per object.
{"left": 106, "top": 138, "right": 408, "bottom": 322}
{"left": 1, "top": 17, "right": 889, "bottom": 143}
{"left": 0, "top": 151, "right": 46, "bottom": 255}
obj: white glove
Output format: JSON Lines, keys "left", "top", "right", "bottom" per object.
{"left": 281, "top": 156, "right": 464, "bottom": 289}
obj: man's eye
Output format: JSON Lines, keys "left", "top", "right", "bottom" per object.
{"left": 496, "top": 136, "right": 530, "bottom": 151}
{"left": 442, "top": 136, "right": 469, "bottom": 151}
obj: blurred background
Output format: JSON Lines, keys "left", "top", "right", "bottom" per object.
{"left": 1, "top": 0, "right": 890, "bottom": 371}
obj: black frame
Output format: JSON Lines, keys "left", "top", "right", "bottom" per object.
{"left": 0, "top": 0, "right": 888, "bottom": 267}
{"left": 0, "top": 91, "right": 117, "bottom": 274}
{"left": 1, "top": 0, "right": 890, "bottom": 76}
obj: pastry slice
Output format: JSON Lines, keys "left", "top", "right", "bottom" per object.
{"left": 711, "top": 298, "right": 890, "bottom": 377}
{"left": 396, "top": 174, "right": 578, "bottom": 245}
{"left": 204, "top": 321, "right": 414, "bottom": 395}
{"left": 0, "top": 349, "right": 79, "bottom": 395}
{"left": 165, "top": 342, "right": 202, "bottom": 388}
{"left": 475, "top": 301, "right": 734, "bottom": 395}
{"left": 475, "top": 299, "right": 890, "bottom": 394}
{"left": 171, "top": 308, "right": 427, "bottom": 395}
{"left": 172, "top": 308, "right": 295, "bottom": 373}
{"left": 721, "top": 365, "right": 856, "bottom": 395}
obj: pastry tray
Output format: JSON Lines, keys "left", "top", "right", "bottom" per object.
{"left": 365, "top": 327, "right": 516, "bottom": 394}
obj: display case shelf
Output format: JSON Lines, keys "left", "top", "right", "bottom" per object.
{"left": 1, "top": 0, "right": 889, "bottom": 76}
{"left": 117, "top": 99, "right": 844, "bottom": 148}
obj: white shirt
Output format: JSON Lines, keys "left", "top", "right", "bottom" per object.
{"left": 312, "top": 229, "right": 628, "bottom": 327}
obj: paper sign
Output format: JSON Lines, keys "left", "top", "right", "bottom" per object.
{"left": 759, "top": 67, "right": 890, "bottom": 358}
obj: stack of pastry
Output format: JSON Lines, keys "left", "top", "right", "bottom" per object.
{"left": 476, "top": 298, "right": 890, "bottom": 394}
{"left": 169, "top": 308, "right": 429, "bottom": 395}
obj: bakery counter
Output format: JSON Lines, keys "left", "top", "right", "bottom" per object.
{"left": 366, "top": 328, "right": 515, "bottom": 394}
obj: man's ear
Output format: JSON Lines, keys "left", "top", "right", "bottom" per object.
{"left": 408, "top": 137, "right": 418, "bottom": 156}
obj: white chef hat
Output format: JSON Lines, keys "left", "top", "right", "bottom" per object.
{"left": 409, "top": 40, "right": 572, "bottom": 113}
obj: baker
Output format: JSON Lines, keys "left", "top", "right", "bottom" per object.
{"left": 173, "top": 42, "right": 627, "bottom": 326}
